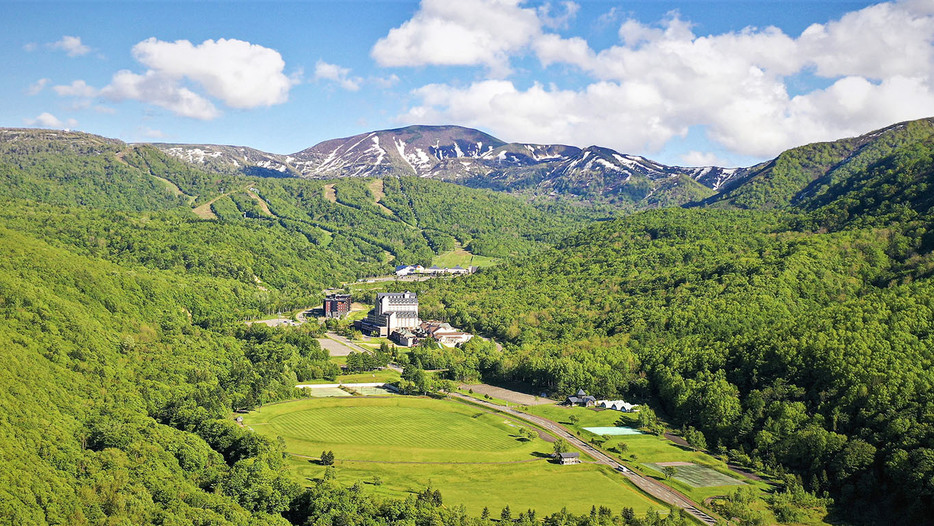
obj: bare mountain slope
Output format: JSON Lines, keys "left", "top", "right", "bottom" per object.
{"left": 156, "top": 124, "right": 746, "bottom": 208}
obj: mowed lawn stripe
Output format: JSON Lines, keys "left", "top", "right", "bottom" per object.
{"left": 247, "top": 397, "right": 537, "bottom": 463}
{"left": 248, "top": 397, "right": 672, "bottom": 516}
{"left": 269, "top": 405, "right": 519, "bottom": 452}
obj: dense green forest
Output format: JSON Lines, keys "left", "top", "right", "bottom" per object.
{"left": 0, "top": 129, "right": 669, "bottom": 525}
{"left": 406, "top": 121, "right": 934, "bottom": 524}
{"left": 4, "top": 119, "right": 934, "bottom": 524}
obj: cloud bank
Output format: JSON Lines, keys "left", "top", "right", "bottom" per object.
{"left": 53, "top": 38, "right": 295, "bottom": 120}
{"left": 379, "top": 0, "right": 934, "bottom": 162}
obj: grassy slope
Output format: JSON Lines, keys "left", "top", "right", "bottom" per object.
{"left": 245, "top": 396, "right": 670, "bottom": 516}
{"left": 431, "top": 242, "right": 499, "bottom": 268}
{"left": 524, "top": 406, "right": 771, "bottom": 503}
{"left": 522, "top": 405, "right": 805, "bottom": 524}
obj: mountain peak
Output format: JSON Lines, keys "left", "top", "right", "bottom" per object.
{"left": 151, "top": 118, "right": 934, "bottom": 211}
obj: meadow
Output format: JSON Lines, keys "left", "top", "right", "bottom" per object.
{"left": 524, "top": 404, "right": 773, "bottom": 504}
{"left": 430, "top": 243, "right": 499, "bottom": 268}
{"left": 245, "top": 396, "right": 671, "bottom": 515}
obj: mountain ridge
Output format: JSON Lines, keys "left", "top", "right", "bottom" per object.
{"left": 6, "top": 117, "right": 934, "bottom": 212}
{"left": 151, "top": 124, "right": 748, "bottom": 208}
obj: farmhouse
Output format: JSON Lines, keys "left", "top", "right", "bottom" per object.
{"left": 556, "top": 452, "right": 581, "bottom": 465}
{"left": 356, "top": 292, "right": 421, "bottom": 337}
{"left": 564, "top": 388, "right": 597, "bottom": 407}
{"left": 323, "top": 293, "right": 352, "bottom": 318}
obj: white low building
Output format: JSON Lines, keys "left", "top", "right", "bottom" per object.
{"left": 597, "top": 400, "right": 640, "bottom": 412}
{"left": 395, "top": 264, "right": 423, "bottom": 276}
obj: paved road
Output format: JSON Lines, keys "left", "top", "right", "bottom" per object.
{"left": 459, "top": 383, "right": 555, "bottom": 406}
{"left": 323, "top": 332, "right": 370, "bottom": 354}
{"left": 323, "top": 332, "right": 404, "bottom": 372}
{"left": 318, "top": 333, "right": 366, "bottom": 356}
{"left": 449, "top": 393, "right": 718, "bottom": 525}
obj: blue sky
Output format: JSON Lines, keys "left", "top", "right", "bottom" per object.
{"left": 2, "top": 0, "right": 933, "bottom": 167}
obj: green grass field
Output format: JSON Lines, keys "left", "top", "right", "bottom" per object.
{"left": 246, "top": 397, "right": 537, "bottom": 462}
{"left": 643, "top": 463, "right": 745, "bottom": 488}
{"left": 334, "top": 369, "right": 401, "bottom": 384}
{"left": 288, "top": 457, "right": 665, "bottom": 516}
{"left": 524, "top": 404, "right": 773, "bottom": 504}
{"left": 431, "top": 244, "right": 498, "bottom": 268}
{"left": 302, "top": 387, "right": 353, "bottom": 398}
{"left": 245, "top": 396, "right": 671, "bottom": 515}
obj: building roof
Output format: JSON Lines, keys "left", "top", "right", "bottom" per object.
{"left": 576, "top": 388, "right": 587, "bottom": 397}
{"left": 557, "top": 452, "right": 580, "bottom": 459}
{"left": 325, "top": 293, "right": 351, "bottom": 300}
{"left": 377, "top": 291, "right": 416, "bottom": 299}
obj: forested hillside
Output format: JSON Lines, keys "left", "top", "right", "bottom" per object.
{"left": 0, "top": 224, "right": 318, "bottom": 523}
{"left": 407, "top": 123, "right": 934, "bottom": 524}
{"left": 5, "top": 119, "right": 934, "bottom": 524}
{"left": 702, "top": 118, "right": 934, "bottom": 210}
{"left": 0, "top": 129, "right": 588, "bottom": 285}
{"left": 0, "top": 128, "right": 631, "bottom": 525}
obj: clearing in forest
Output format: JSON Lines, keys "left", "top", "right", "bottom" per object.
{"left": 193, "top": 199, "right": 220, "bottom": 219}
{"left": 525, "top": 404, "right": 767, "bottom": 505}
{"left": 323, "top": 184, "right": 337, "bottom": 203}
{"left": 192, "top": 184, "right": 270, "bottom": 220}
{"left": 245, "top": 396, "right": 665, "bottom": 516}
{"left": 367, "top": 179, "right": 396, "bottom": 216}
{"left": 152, "top": 174, "right": 195, "bottom": 204}
{"left": 115, "top": 150, "right": 197, "bottom": 205}
{"left": 245, "top": 188, "right": 274, "bottom": 216}
{"left": 431, "top": 241, "right": 498, "bottom": 268}
{"left": 248, "top": 397, "right": 529, "bottom": 462}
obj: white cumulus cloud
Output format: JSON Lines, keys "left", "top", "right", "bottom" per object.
{"left": 537, "top": 1, "right": 580, "bottom": 30}
{"left": 404, "top": 80, "right": 685, "bottom": 153}
{"left": 27, "top": 78, "right": 50, "bottom": 95}
{"left": 24, "top": 112, "right": 77, "bottom": 129}
{"left": 131, "top": 38, "right": 293, "bottom": 108}
{"left": 93, "top": 38, "right": 294, "bottom": 120}
{"left": 314, "top": 60, "right": 362, "bottom": 91}
{"left": 680, "top": 151, "right": 730, "bottom": 167}
{"left": 798, "top": 2, "right": 934, "bottom": 79}
{"left": 53, "top": 80, "right": 98, "bottom": 98}
{"left": 396, "top": 0, "right": 934, "bottom": 160}
{"left": 371, "top": 0, "right": 543, "bottom": 75}
{"left": 49, "top": 36, "right": 91, "bottom": 57}
{"left": 101, "top": 70, "right": 220, "bottom": 120}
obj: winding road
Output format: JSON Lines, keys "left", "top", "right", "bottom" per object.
{"left": 449, "top": 393, "right": 718, "bottom": 525}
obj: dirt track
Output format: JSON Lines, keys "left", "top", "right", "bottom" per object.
{"left": 459, "top": 383, "right": 555, "bottom": 406}
{"left": 449, "top": 393, "right": 719, "bottom": 525}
